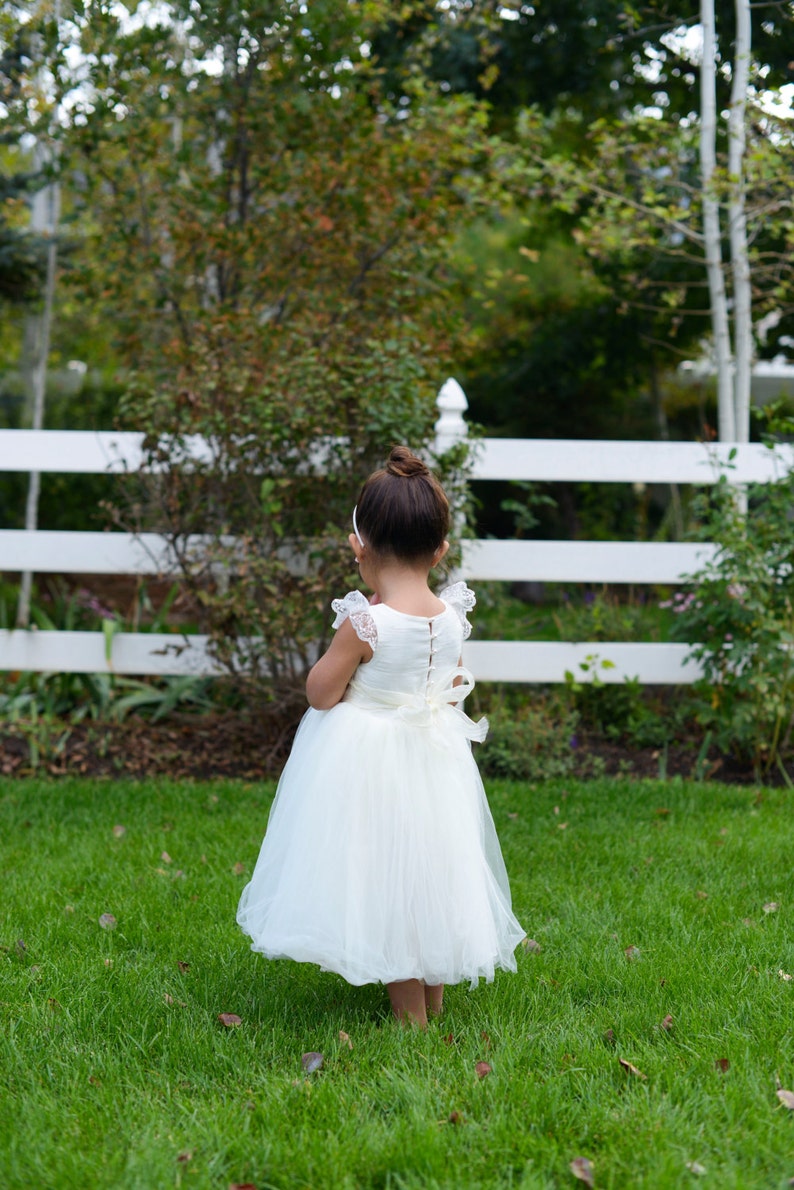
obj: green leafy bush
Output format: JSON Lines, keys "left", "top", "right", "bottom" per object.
{"left": 478, "top": 695, "right": 580, "bottom": 782}
{"left": 670, "top": 415, "right": 794, "bottom": 781}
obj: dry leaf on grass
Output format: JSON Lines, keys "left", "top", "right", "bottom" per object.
{"left": 176, "top": 1151, "right": 193, "bottom": 1163}
{"left": 177, "top": 960, "right": 190, "bottom": 973}
{"left": 624, "top": 945, "right": 641, "bottom": 961}
{"left": 447, "top": 1110, "right": 463, "bottom": 1125}
{"left": 686, "top": 1161, "right": 707, "bottom": 1176}
{"left": 522, "top": 937, "right": 542, "bottom": 953}
{"left": 660, "top": 1015, "right": 674, "bottom": 1031}
{"left": 229, "top": 1183, "right": 257, "bottom": 1190}
{"left": 779, "top": 970, "right": 793, "bottom": 982}
{"left": 715, "top": 1058, "right": 730, "bottom": 1073}
{"left": 232, "top": 862, "right": 246, "bottom": 876}
{"left": 301, "top": 1051, "right": 323, "bottom": 1074}
{"left": 763, "top": 902, "right": 779, "bottom": 914}
{"left": 98, "top": 913, "right": 117, "bottom": 930}
{"left": 619, "top": 1058, "right": 647, "bottom": 1080}
{"left": 570, "top": 1156, "right": 594, "bottom": 1185}
{"left": 338, "top": 1031, "right": 353, "bottom": 1049}
{"left": 777, "top": 1089, "right": 794, "bottom": 1110}
{"left": 112, "top": 824, "right": 126, "bottom": 838}
{"left": 475, "top": 1061, "right": 492, "bottom": 1079}
{"left": 217, "top": 1013, "right": 242, "bottom": 1027}
{"left": 161, "top": 851, "right": 172, "bottom": 864}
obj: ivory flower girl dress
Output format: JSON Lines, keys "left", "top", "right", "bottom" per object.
{"left": 237, "top": 582, "right": 525, "bottom": 988}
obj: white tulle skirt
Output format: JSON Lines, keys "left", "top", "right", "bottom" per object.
{"left": 237, "top": 702, "right": 525, "bottom": 988}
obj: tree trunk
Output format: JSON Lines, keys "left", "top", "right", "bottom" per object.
{"left": 700, "top": 0, "right": 735, "bottom": 441}
{"left": 728, "top": 0, "right": 752, "bottom": 444}
{"left": 16, "top": 159, "right": 59, "bottom": 628}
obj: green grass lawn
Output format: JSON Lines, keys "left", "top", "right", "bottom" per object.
{"left": 1, "top": 774, "right": 793, "bottom": 1190}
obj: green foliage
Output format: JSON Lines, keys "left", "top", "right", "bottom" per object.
{"left": 671, "top": 414, "right": 794, "bottom": 781}
{"left": 34, "top": 0, "right": 490, "bottom": 696}
{"left": 478, "top": 695, "right": 580, "bottom": 783}
{"left": 0, "top": 579, "right": 217, "bottom": 738}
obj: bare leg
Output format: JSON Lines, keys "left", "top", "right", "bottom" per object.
{"left": 387, "top": 979, "right": 428, "bottom": 1028}
{"left": 424, "top": 983, "right": 444, "bottom": 1017}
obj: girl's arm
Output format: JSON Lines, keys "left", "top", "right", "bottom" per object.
{"left": 306, "top": 618, "right": 372, "bottom": 710}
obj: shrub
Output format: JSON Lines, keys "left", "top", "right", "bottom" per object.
{"left": 670, "top": 412, "right": 794, "bottom": 781}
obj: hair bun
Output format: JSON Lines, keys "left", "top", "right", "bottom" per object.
{"left": 386, "top": 445, "right": 429, "bottom": 478}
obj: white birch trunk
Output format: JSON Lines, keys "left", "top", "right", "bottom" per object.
{"left": 16, "top": 163, "right": 59, "bottom": 629}
{"left": 728, "top": 0, "right": 752, "bottom": 444}
{"left": 700, "top": 0, "right": 735, "bottom": 441}
{"left": 16, "top": 0, "right": 62, "bottom": 629}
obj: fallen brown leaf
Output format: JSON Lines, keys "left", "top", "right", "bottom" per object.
{"left": 695, "top": 890, "right": 708, "bottom": 900}
{"left": 624, "top": 945, "right": 641, "bottom": 961}
{"left": 301, "top": 1051, "right": 323, "bottom": 1074}
{"left": 447, "top": 1110, "right": 463, "bottom": 1125}
{"left": 176, "top": 1151, "right": 193, "bottom": 1164}
{"left": 338, "top": 1031, "right": 353, "bottom": 1049}
{"left": 686, "top": 1161, "right": 707, "bottom": 1176}
{"left": 779, "top": 970, "right": 793, "bottom": 982}
{"left": 112, "top": 824, "right": 126, "bottom": 838}
{"left": 178, "top": 960, "right": 190, "bottom": 973}
{"left": 522, "top": 937, "right": 542, "bottom": 953}
{"left": 660, "top": 1015, "right": 674, "bottom": 1031}
{"left": 98, "top": 913, "right": 117, "bottom": 930}
{"left": 777, "top": 1089, "right": 794, "bottom": 1110}
{"left": 715, "top": 1058, "right": 730, "bottom": 1073}
{"left": 570, "top": 1156, "right": 595, "bottom": 1187}
{"left": 232, "top": 862, "right": 246, "bottom": 876}
{"left": 763, "top": 902, "right": 779, "bottom": 914}
{"left": 217, "top": 1013, "right": 242, "bottom": 1027}
{"left": 228, "top": 1184, "right": 257, "bottom": 1190}
{"left": 619, "top": 1058, "right": 647, "bottom": 1080}
{"left": 161, "top": 851, "right": 172, "bottom": 864}
{"left": 475, "top": 1061, "right": 492, "bottom": 1079}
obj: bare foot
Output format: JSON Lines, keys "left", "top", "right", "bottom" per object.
{"left": 387, "top": 979, "right": 428, "bottom": 1028}
{"left": 424, "top": 983, "right": 444, "bottom": 1017}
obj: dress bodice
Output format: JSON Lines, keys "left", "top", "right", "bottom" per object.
{"left": 331, "top": 584, "right": 486, "bottom": 740}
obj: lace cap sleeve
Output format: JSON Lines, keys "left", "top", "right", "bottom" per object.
{"left": 438, "top": 581, "right": 476, "bottom": 640}
{"left": 330, "top": 590, "right": 378, "bottom": 650}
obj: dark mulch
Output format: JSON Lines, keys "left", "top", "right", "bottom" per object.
{"left": 0, "top": 711, "right": 300, "bottom": 782}
{"left": 0, "top": 712, "right": 781, "bottom": 786}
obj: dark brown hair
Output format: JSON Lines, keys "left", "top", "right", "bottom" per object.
{"left": 355, "top": 446, "right": 450, "bottom": 561}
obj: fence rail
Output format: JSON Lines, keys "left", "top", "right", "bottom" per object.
{"left": 1, "top": 379, "right": 780, "bottom": 683}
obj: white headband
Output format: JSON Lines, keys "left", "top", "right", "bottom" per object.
{"left": 352, "top": 505, "right": 365, "bottom": 549}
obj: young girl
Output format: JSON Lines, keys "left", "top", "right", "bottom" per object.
{"left": 237, "top": 446, "right": 525, "bottom": 1026}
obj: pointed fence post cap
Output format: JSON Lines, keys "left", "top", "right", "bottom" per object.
{"left": 434, "top": 378, "right": 469, "bottom": 453}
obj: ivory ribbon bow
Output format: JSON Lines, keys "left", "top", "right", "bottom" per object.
{"left": 385, "top": 666, "right": 488, "bottom": 742}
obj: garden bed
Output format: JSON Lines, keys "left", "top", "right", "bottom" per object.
{"left": 0, "top": 711, "right": 783, "bottom": 785}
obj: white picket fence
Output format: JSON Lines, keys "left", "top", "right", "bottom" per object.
{"left": 1, "top": 379, "right": 791, "bottom": 683}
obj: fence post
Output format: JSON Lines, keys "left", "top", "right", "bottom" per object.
{"left": 434, "top": 377, "right": 469, "bottom": 456}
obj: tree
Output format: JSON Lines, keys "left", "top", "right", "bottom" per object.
{"left": 18, "top": 0, "right": 496, "bottom": 694}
